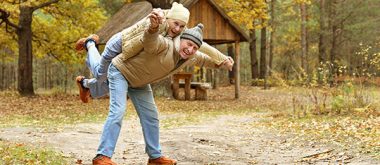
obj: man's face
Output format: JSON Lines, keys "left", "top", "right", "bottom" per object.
{"left": 166, "top": 19, "right": 186, "bottom": 38}
{"left": 179, "top": 39, "right": 199, "bottom": 59}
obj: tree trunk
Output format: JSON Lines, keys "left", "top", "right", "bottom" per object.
{"left": 12, "top": 65, "right": 17, "bottom": 90}
{"left": 235, "top": 41, "right": 240, "bottom": 99}
{"left": 44, "top": 60, "right": 47, "bottom": 89}
{"left": 259, "top": 25, "right": 267, "bottom": 79}
{"left": 1, "top": 0, "right": 64, "bottom": 94}
{"left": 330, "top": 24, "right": 338, "bottom": 85}
{"left": 49, "top": 63, "right": 53, "bottom": 89}
{"left": 318, "top": 0, "right": 327, "bottom": 64}
{"left": 213, "top": 70, "right": 219, "bottom": 89}
{"left": 64, "top": 65, "right": 68, "bottom": 93}
{"left": 228, "top": 44, "right": 236, "bottom": 84}
{"left": 329, "top": 0, "right": 338, "bottom": 86}
{"left": 206, "top": 68, "right": 212, "bottom": 83}
{"left": 250, "top": 29, "right": 259, "bottom": 79}
{"left": 1, "top": 54, "right": 4, "bottom": 90}
{"left": 300, "top": 2, "right": 308, "bottom": 74}
{"left": 318, "top": 0, "right": 327, "bottom": 84}
{"left": 17, "top": 6, "right": 34, "bottom": 96}
{"left": 269, "top": 0, "right": 276, "bottom": 76}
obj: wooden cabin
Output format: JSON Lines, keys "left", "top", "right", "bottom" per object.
{"left": 96, "top": 0, "right": 249, "bottom": 99}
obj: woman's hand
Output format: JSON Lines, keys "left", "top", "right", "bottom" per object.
{"left": 148, "top": 8, "right": 164, "bottom": 33}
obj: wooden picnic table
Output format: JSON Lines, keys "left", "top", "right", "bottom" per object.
{"left": 172, "top": 73, "right": 211, "bottom": 100}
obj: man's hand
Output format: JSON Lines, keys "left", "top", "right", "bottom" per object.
{"left": 148, "top": 8, "right": 164, "bottom": 33}
{"left": 221, "top": 56, "right": 234, "bottom": 71}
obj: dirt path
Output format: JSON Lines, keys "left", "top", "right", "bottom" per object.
{"left": 0, "top": 114, "right": 378, "bottom": 164}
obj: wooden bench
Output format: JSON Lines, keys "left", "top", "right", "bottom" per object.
{"left": 178, "top": 82, "right": 211, "bottom": 100}
{"left": 172, "top": 73, "right": 211, "bottom": 100}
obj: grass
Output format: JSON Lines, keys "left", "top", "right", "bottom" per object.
{"left": 160, "top": 107, "right": 260, "bottom": 128}
{"left": 264, "top": 114, "right": 380, "bottom": 158}
{"left": 0, "top": 87, "right": 265, "bottom": 128}
{"left": 0, "top": 85, "right": 379, "bottom": 161}
{"left": 0, "top": 92, "right": 135, "bottom": 128}
{"left": 0, "top": 141, "right": 67, "bottom": 164}
{"left": 258, "top": 84, "right": 380, "bottom": 159}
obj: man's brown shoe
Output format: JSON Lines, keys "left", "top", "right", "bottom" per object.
{"left": 92, "top": 155, "right": 117, "bottom": 165}
{"left": 75, "top": 34, "right": 99, "bottom": 51}
{"left": 148, "top": 156, "right": 177, "bottom": 165}
{"left": 75, "top": 76, "right": 90, "bottom": 103}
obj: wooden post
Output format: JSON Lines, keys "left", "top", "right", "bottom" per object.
{"left": 185, "top": 77, "right": 191, "bottom": 100}
{"left": 172, "top": 76, "right": 179, "bottom": 99}
{"left": 195, "top": 86, "right": 207, "bottom": 100}
{"left": 235, "top": 40, "right": 240, "bottom": 99}
{"left": 228, "top": 44, "right": 236, "bottom": 84}
{"left": 1, "top": 54, "right": 4, "bottom": 90}
{"left": 172, "top": 73, "right": 192, "bottom": 100}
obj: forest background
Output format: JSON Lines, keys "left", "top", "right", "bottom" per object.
{"left": 1, "top": 0, "right": 380, "bottom": 94}
{"left": 0, "top": 0, "right": 379, "bottom": 164}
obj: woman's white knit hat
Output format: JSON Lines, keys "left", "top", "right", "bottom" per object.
{"left": 166, "top": 2, "right": 190, "bottom": 24}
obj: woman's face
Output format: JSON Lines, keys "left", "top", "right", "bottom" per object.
{"left": 166, "top": 19, "right": 186, "bottom": 38}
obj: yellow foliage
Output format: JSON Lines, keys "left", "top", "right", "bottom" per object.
{"left": 0, "top": 0, "right": 108, "bottom": 65}
{"left": 215, "top": 0, "right": 269, "bottom": 30}
{"left": 293, "top": 0, "right": 312, "bottom": 5}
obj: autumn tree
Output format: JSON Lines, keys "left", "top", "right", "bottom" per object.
{"left": 299, "top": 0, "right": 309, "bottom": 74}
{"left": 342, "top": 0, "right": 380, "bottom": 77}
{"left": 250, "top": 29, "right": 259, "bottom": 79}
{"left": 216, "top": 0, "right": 269, "bottom": 81}
{"left": 99, "top": 0, "right": 134, "bottom": 15}
{"left": 218, "top": 0, "right": 380, "bottom": 85}
{"left": 318, "top": 0, "right": 327, "bottom": 65}
{"left": 323, "top": 0, "right": 370, "bottom": 84}
{"left": 268, "top": 0, "right": 276, "bottom": 76}
{"left": 0, "top": 0, "right": 107, "bottom": 96}
{"left": 259, "top": 19, "right": 267, "bottom": 79}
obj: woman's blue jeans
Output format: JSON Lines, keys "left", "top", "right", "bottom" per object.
{"left": 85, "top": 32, "right": 122, "bottom": 98}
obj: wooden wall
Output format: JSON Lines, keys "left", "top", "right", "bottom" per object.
{"left": 187, "top": 0, "right": 240, "bottom": 44}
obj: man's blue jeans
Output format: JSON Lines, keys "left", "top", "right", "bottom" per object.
{"left": 97, "top": 63, "right": 162, "bottom": 159}
{"left": 85, "top": 32, "right": 122, "bottom": 98}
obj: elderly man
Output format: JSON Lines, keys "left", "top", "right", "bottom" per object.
{"left": 75, "top": 2, "right": 233, "bottom": 103}
{"left": 92, "top": 10, "right": 232, "bottom": 165}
